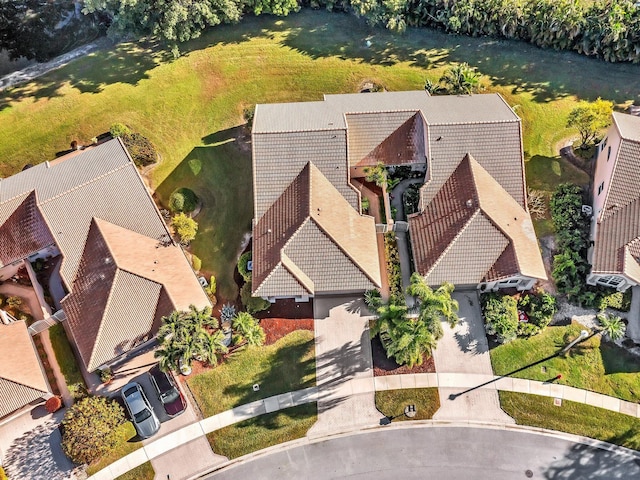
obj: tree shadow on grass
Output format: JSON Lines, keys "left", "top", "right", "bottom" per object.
{"left": 600, "top": 341, "right": 640, "bottom": 375}
{"left": 0, "top": 39, "right": 168, "bottom": 111}
{"left": 542, "top": 437, "right": 640, "bottom": 479}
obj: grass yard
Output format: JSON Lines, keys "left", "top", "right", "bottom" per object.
{"left": 187, "top": 330, "right": 315, "bottom": 416}
{"left": 86, "top": 422, "right": 146, "bottom": 476}
{"left": 375, "top": 388, "right": 440, "bottom": 421}
{"left": 207, "top": 403, "right": 317, "bottom": 459}
{"left": 48, "top": 323, "right": 84, "bottom": 387}
{"left": 2, "top": 10, "right": 640, "bottom": 294}
{"left": 114, "top": 462, "right": 154, "bottom": 480}
{"left": 500, "top": 391, "right": 640, "bottom": 451}
{"left": 490, "top": 323, "right": 640, "bottom": 402}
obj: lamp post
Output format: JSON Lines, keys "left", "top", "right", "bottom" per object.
{"left": 561, "top": 329, "right": 589, "bottom": 354}
{"left": 380, "top": 404, "right": 417, "bottom": 425}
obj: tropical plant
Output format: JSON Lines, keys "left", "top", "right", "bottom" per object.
{"left": 596, "top": 313, "right": 626, "bottom": 341}
{"left": 407, "top": 273, "right": 459, "bottom": 328}
{"left": 232, "top": 312, "right": 266, "bottom": 346}
{"left": 220, "top": 303, "right": 237, "bottom": 322}
{"left": 363, "top": 162, "right": 389, "bottom": 188}
{"left": 567, "top": 98, "right": 614, "bottom": 148}
{"left": 172, "top": 213, "right": 198, "bottom": 244}
{"left": 481, "top": 293, "right": 519, "bottom": 343}
{"left": 155, "top": 305, "right": 221, "bottom": 371}
{"left": 371, "top": 303, "right": 437, "bottom": 367}
{"left": 61, "top": 396, "right": 125, "bottom": 465}
{"left": 438, "top": 63, "right": 482, "bottom": 95}
{"left": 364, "top": 289, "right": 383, "bottom": 311}
{"left": 237, "top": 251, "right": 252, "bottom": 282}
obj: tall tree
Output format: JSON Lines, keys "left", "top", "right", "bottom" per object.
{"left": 407, "top": 273, "right": 459, "bottom": 329}
{"left": 566, "top": 98, "right": 614, "bottom": 148}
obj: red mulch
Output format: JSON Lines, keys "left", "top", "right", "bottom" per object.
{"left": 261, "top": 318, "right": 314, "bottom": 345}
{"left": 371, "top": 335, "right": 435, "bottom": 376}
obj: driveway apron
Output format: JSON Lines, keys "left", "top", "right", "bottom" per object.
{"left": 307, "top": 296, "right": 381, "bottom": 437}
{"left": 432, "top": 291, "right": 514, "bottom": 423}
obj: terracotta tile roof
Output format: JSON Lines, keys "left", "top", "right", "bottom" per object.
{"left": 592, "top": 198, "right": 640, "bottom": 280}
{"left": 346, "top": 111, "right": 425, "bottom": 167}
{"left": 0, "top": 321, "right": 50, "bottom": 418}
{"left": 63, "top": 218, "right": 209, "bottom": 371}
{"left": 0, "top": 191, "right": 55, "bottom": 267}
{"left": 601, "top": 135, "right": 640, "bottom": 220}
{"left": 253, "top": 163, "right": 380, "bottom": 297}
{"left": 410, "top": 155, "right": 545, "bottom": 285}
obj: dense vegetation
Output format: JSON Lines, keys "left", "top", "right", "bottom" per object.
{"left": 550, "top": 183, "right": 631, "bottom": 310}
{"left": 79, "top": 0, "right": 640, "bottom": 63}
{"left": 481, "top": 290, "right": 557, "bottom": 343}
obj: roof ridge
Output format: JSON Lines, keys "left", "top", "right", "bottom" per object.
{"left": 426, "top": 119, "right": 518, "bottom": 126}
{"left": 424, "top": 209, "right": 482, "bottom": 277}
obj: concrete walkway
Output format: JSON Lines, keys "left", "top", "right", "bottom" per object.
{"left": 432, "top": 290, "right": 515, "bottom": 423}
{"left": 307, "top": 296, "right": 380, "bottom": 437}
{"left": 627, "top": 286, "right": 640, "bottom": 342}
{"left": 87, "top": 371, "right": 640, "bottom": 480}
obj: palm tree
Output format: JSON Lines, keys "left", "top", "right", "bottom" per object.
{"left": 364, "top": 289, "right": 382, "bottom": 311}
{"left": 596, "top": 313, "right": 626, "bottom": 341}
{"left": 232, "top": 312, "right": 265, "bottom": 346}
{"left": 439, "top": 63, "right": 482, "bottom": 95}
{"left": 363, "top": 162, "right": 388, "bottom": 188}
{"left": 197, "top": 329, "right": 229, "bottom": 366}
{"left": 407, "top": 273, "right": 459, "bottom": 329}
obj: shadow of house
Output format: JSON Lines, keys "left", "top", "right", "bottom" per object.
{"left": 600, "top": 341, "right": 640, "bottom": 375}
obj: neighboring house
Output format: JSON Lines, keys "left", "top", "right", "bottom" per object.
{"left": 0, "top": 139, "right": 209, "bottom": 374}
{"left": 0, "top": 320, "right": 52, "bottom": 421}
{"left": 588, "top": 112, "right": 640, "bottom": 292}
{"left": 251, "top": 91, "right": 545, "bottom": 302}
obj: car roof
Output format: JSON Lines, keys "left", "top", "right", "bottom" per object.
{"left": 122, "top": 383, "right": 146, "bottom": 414}
{"left": 150, "top": 366, "right": 174, "bottom": 393}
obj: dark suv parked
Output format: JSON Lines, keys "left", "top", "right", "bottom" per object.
{"left": 148, "top": 365, "right": 186, "bottom": 417}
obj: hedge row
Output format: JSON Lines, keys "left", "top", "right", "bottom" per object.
{"left": 340, "top": 0, "right": 640, "bottom": 63}
{"left": 384, "top": 232, "right": 404, "bottom": 306}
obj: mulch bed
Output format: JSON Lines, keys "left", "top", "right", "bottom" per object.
{"left": 371, "top": 335, "right": 435, "bottom": 376}
{"left": 260, "top": 318, "right": 314, "bottom": 345}
{"left": 255, "top": 298, "right": 314, "bottom": 319}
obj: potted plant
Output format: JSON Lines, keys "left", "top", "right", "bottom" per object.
{"left": 98, "top": 367, "right": 113, "bottom": 384}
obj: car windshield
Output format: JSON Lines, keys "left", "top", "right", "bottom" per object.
{"left": 161, "top": 389, "right": 180, "bottom": 404}
{"left": 134, "top": 408, "right": 152, "bottom": 423}
{"left": 124, "top": 386, "right": 138, "bottom": 397}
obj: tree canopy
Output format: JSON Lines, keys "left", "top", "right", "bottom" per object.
{"left": 567, "top": 98, "right": 613, "bottom": 148}
{"left": 172, "top": 212, "right": 198, "bottom": 244}
{"left": 61, "top": 396, "right": 126, "bottom": 465}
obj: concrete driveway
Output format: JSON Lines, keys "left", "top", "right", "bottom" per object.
{"left": 0, "top": 406, "right": 80, "bottom": 480}
{"left": 96, "top": 349, "right": 226, "bottom": 480}
{"left": 307, "top": 296, "right": 381, "bottom": 437}
{"left": 432, "top": 290, "right": 514, "bottom": 423}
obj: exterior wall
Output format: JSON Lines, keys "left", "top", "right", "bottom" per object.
{"left": 592, "top": 126, "right": 623, "bottom": 221}
{"left": 0, "top": 260, "right": 23, "bottom": 282}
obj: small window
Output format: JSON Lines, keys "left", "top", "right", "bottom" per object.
{"left": 602, "top": 137, "right": 608, "bottom": 149}
{"left": 607, "top": 146, "right": 611, "bottom": 161}
{"left": 598, "top": 181, "right": 604, "bottom": 195}
{"left": 597, "top": 276, "right": 623, "bottom": 287}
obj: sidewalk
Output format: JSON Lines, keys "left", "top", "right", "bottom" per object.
{"left": 88, "top": 373, "right": 640, "bottom": 480}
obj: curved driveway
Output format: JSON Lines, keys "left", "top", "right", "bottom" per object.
{"left": 207, "top": 425, "right": 640, "bottom": 479}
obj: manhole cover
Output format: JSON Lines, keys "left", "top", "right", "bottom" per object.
{"left": 525, "top": 470, "right": 533, "bottom": 478}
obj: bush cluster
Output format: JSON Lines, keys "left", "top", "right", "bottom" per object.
{"left": 169, "top": 187, "right": 199, "bottom": 213}
{"left": 241, "top": 281, "right": 271, "bottom": 314}
{"left": 237, "top": 251, "right": 252, "bottom": 283}
{"left": 344, "top": 0, "right": 640, "bottom": 63}
{"left": 121, "top": 132, "right": 157, "bottom": 167}
{"left": 482, "top": 290, "right": 557, "bottom": 343}
{"left": 384, "top": 232, "right": 404, "bottom": 306}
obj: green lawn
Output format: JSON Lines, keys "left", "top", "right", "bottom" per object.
{"left": 2, "top": 10, "right": 640, "bottom": 295}
{"left": 375, "top": 388, "right": 440, "bottom": 421}
{"left": 114, "top": 462, "right": 154, "bottom": 480}
{"left": 500, "top": 391, "right": 640, "bottom": 451}
{"left": 48, "top": 323, "right": 84, "bottom": 387}
{"left": 86, "top": 422, "right": 145, "bottom": 476}
{"left": 187, "top": 330, "right": 315, "bottom": 417}
{"left": 490, "top": 323, "right": 640, "bottom": 402}
{"left": 207, "top": 403, "right": 317, "bottom": 459}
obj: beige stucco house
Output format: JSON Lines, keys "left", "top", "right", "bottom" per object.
{"left": 251, "top": 91, "right": 546, "bottom": 302}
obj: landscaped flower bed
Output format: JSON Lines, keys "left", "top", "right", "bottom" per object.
{"left": 260, "top": 318, "right": 314, "bottom": 346}
{"left": 384, "top": 232, "right": 404, "bottom": 305}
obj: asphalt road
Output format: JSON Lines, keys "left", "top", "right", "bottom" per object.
{"left": 207, "top": 426, "right": 640, "bottom": 480}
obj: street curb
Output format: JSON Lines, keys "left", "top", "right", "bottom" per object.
{"left": 190, "top": 420, "right": 640, "bottom": 478}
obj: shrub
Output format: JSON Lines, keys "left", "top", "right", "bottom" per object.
{"left": 6, "top": 296, "right": 22, "bottom": 308}
{"left": 121, "top": 132, "right": 157, "bottom": 167}
{"left": 384, "top": 232, "right": 404, "bottom": 306}
{"left": 191, "top": 254, "right": 202, "bottom": 272}
{"left": 45, "top": 395, "right": 63, "bottom": 413}
{"left": 98, "top": 368, "right": 113, "bottom": 384}
{"left": 243, "top": 105, "right": 255, "bottom": 130}
{"left": 68, "top": 382, "right": 88, "bottom": 401}
{"left": 518, "top": 290, "right": 557, "bottom": 330}
{"left": 172, "top": 213, "right": 198, "bottom": 244}
{"left": 109, "top": 123, "right": 131, "bottom": 138}
{"left": 241, "top": 281, "right": 270, "bottom": 314}
{"left": 598, "top": 289, "right": 632, "bottom": 312}
{"left": 237, "top": 251, "right": 252, "bottom": 282}
{"left": 481, "top": 293, "right": 518, "bottom": 344}
{"left": 220, "top": 303, "right": 237, "bottom": 322}
{"left": 61, "top": 396, "right": 126, "bottom": 465}
{"left": 364, "top": 289, "right": 382, "bottom": 310}
{"left": 0, "top": 466, "right": 7, "bottom": 480}
{"left": 206, "top": 276, "right": 217, "bottom": 296}
{"left": 169, "top": 187, "right": 198, "bottom": 213}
